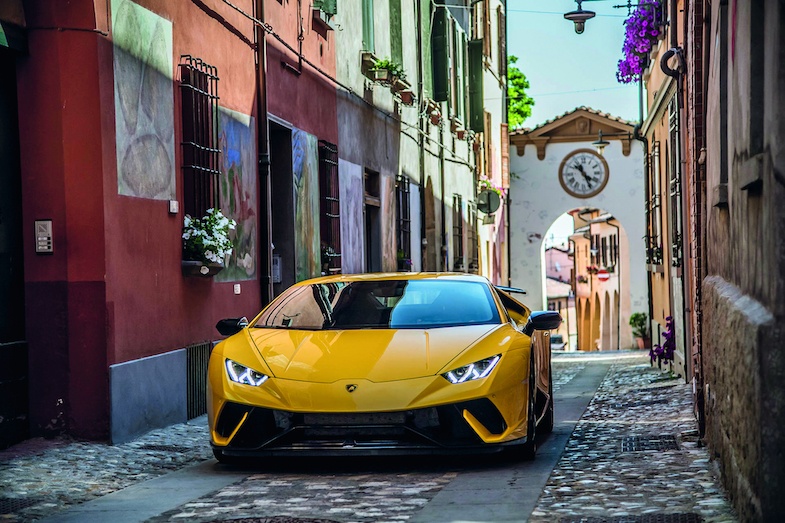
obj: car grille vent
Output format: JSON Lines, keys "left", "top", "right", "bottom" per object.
{"left": 621, "top": 434, "right": 680, "bottom": 452}
{"left": 561, "top": 513, "right": 703, "bottom": 523}
{"left": 456, "top": 398, "right": 506, "bottom": 434}
{"left": 216, "top": 402, "right": 253, "bottom": 438}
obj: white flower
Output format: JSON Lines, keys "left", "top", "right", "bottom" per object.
{"left": 182, "top": 208, "right": 237, "bottom": 265}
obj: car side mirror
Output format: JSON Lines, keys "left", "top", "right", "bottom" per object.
{"left": 522, "top": 311, "right": 562, "bottom": 336}
{"left": 216, "top": 317, "right": 248, "bottom": 336}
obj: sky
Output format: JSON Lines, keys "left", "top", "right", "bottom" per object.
{"left": 506, "top": 0, "right": 642, "bottom": 247}
{"left": 506, "top": 0, "right": 641, "bottom": 128}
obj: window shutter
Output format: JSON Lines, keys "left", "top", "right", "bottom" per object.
{"left": 501, "top": 123, "right": 510, "bottom": 189}
{"left": 468, "top": 39, "right": 484, "bottom": 132}
{"left": 314, "top": 0, "right": 337, "bottom": 16}
{"left": 432, "top": 7, "right": 449, "bottom": 102}
{"left": 497, "top": 7, "right": 506, "bottom": 79}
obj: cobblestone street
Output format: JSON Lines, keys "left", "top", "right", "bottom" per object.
{"left": 0, "top": 351, "right": 737, "bottom": 522}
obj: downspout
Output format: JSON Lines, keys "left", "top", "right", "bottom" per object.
{"left": 416, "top": 0, "right": 427, "bottom": 271}
{"left": 255, "top": 0, "right": 273, "bottom": 304}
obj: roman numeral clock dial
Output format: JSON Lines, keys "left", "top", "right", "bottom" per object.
{"left": 558, "top": 149, "right": 609, "bottom": 198}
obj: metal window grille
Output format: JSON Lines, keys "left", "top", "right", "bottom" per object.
{"left": 186, "top": 341, "right": 212, "bottom": 419}
{"left": 319, "top": 141, "right": 341, "bottom": 273}
{"left": 668, "top": 98, "right": 683, "bottom": 268}
{"left": 179, "top": 56, "right": 220, "bottom": 219}
{"left": 396, "top": 175, "right": 411, "bottom": 263}
{"left": 452, "top": 194, "right": 464, "bottom": 269}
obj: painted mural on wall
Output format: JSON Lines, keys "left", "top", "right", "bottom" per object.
{"left": 292, "top": 129, "right": 320, "bottom": 281}
{"left": 112, "top": 0, "right": 175, "bottom": 200}
{"left": 338, "top": 159, "right": 364, "bottom": 274}
{"left": 216, "top": 108, "right": 257, "bottom": 282}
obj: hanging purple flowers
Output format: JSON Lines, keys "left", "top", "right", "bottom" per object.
{"left": 649, "top": 315, "right": 676, "bottom": 368}
{"left": 616, "top": 0, "right": 661, "bottom": 84}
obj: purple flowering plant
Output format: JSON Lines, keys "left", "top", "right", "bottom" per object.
{"left": 616, "top": 0, "right": 661, "bottom": 84}
{"left": 650, "top": 315, "right": 675, "bottom": 368}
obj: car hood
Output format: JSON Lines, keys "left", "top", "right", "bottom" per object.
{"left": 248, "top": 325, "right": 502, "bottom": 383}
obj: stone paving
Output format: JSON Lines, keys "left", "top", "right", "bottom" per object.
{"left": 0, "top": 352, "right": 737, "bottom": 522}
{"left": 530, "top": 354, "right": 737, "bottom": 523}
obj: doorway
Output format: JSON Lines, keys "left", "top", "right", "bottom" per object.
{"left": 269, "top": 122, "right": 294, "bottom": 296}
{"left": 364, "top": 169, "right": 381, "bottom": 272}
{"left": 0, "top": 48, "right": 28, "bottom": 448}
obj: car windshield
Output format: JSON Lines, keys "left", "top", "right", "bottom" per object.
{"left": 254, "top": 280, "right": 502, "bottom": 330}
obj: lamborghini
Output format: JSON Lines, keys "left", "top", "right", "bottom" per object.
{"left": 208, "top": 273, "right": 561, "bottom": 462}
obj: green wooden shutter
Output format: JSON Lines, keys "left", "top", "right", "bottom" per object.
{"left": 314, "top": 0, "right": 337, "bottom": 16}
{"left": 362, "top": 0, "right": 374, "bottom": 52}
{"left": 468, "top": 39, "right": 484, "bottom": 132}
{"left": 431, "top": 7, "right": 449, "bottom": 102}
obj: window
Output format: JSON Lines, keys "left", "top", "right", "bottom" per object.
{"left": 319, "top": 141, "right": 341, "bottom": 272}
{"left": 668, "top": 98, "right": 682, "bottom": 268}
{"left": 648, "top": 141, "right": 663, "bottom": 265}
{"left": 179, "top": 56, "right": 219, "bottom": 218}
{"left": 396, "top": 175, "right": 411, "bottom": 268}
{"left": 452, "top": 194, "right": 464, "bottom": 269}
{"left": 601, "top": 236, "right": 608, "bottom": 267}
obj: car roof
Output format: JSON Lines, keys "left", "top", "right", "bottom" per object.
{"left": 293, "top": 272, "right": 494, "bottom": 286}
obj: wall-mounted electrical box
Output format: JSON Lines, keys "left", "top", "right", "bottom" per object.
{"left": 35, "top": 219, "right": 53, "bottom": 254}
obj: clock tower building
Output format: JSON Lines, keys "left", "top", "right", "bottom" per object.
{"left": 508, "top": 107, "right": 647, "bottom": 351}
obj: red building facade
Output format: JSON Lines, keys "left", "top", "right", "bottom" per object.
{"left": 0, "top": 0, "right": 337, "bottom": 445}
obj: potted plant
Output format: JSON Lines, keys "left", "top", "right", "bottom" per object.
{"left": 397, "top": 250, "right": 412, "bottom": 272}
{"left": 370, "top": 57, "right": 405, "bottom": 84}
{"left": 629, "top": 312, "right": 651, "bottom": 349}
{"left": 182, "top": 208, "right": 236, "bottom": 277}
{"left": 321, "top": 242, "right": 339, "bottom": 274}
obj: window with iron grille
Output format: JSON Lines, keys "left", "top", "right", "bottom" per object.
{"left": 468, "top": 201, "right": 479, "bottom": 272}
{"left": 452, "top": 194, "right": 464, "bottom": 269}
{"left": 319, "top": 141, "right": 341, "bottom": 272}
{"left": 179, "top": 56, "right": 220, "bottom": 219}
{"left": 396, "top": 175, "right": 411, "bottom": 269}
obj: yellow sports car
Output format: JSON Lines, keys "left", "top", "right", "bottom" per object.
{"left": 208, "top": 273, "right": 561, "bottom": 462}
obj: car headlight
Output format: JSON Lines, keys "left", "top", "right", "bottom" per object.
{"left": 225, "top": 359, "right": 269, "bottom": 386}
{"left": 442, "top": 355, "right": 501, "bottom": 384}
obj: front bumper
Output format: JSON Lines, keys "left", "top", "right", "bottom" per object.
{"left": 211, "top": 399, "right": 529, "bottom": 457}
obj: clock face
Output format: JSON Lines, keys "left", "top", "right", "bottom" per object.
{"left": 558, "top": 149, "right": 609, "bottom": 198}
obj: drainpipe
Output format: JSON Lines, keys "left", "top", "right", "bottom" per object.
{"left": 416, "top": 0, "right": 427, "bottom": 271}
{"left": 255, "top": 0, "right": 273, "bottom": 304}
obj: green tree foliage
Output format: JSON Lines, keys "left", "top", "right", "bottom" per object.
{"left": 507, "top": 55, "right": 534, "bottom": 129}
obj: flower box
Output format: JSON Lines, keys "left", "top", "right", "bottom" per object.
{"left": 182, "top": 260, "right": 225, "bottom": 277}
